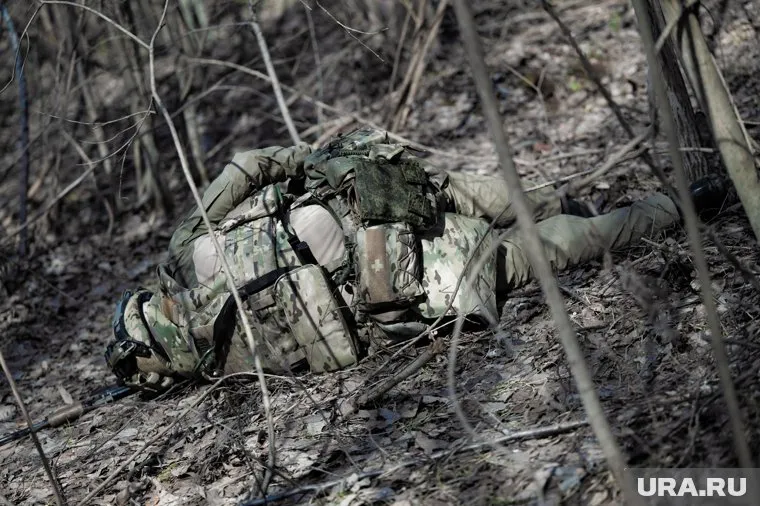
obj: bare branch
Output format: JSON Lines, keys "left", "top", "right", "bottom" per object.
{"left": 0, "top": 349, "right": 66, "bottom": 506}
{"left": 315, "top": 0, "right": 386, "bottom": 62}
{"left": 146, "top": 0, "right": 278, "bottom": 493}
{"left": 0, "top": 3, "right": 30, "bottom": 258}
{"left": 631, "top": 0, "right": 753, "bottom": 469}
{"left": 39, "top": 0, "right": 149, "bottom": 51}
{"left": 248, "top": 0, "right": 301, "bottom": 144}
{"left": 451, "top": 1, "right": 642, "bottom": 503}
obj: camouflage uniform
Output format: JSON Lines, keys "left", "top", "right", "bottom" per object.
{"left": 105, "top": 128, "right": 679, "bottom": 390}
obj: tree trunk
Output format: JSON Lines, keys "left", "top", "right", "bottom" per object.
{"left": 645, "top": 0, "right": 712, "bottom": 182}
{"left": 660, "top": 0, "right": 760, "bottom": 241}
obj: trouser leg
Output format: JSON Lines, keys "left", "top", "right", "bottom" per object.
{"left": 497, "top": 193, "right": 680, "bottom": 292}
{"left": 443, "top": 172, "right": 562, "bottom": 227}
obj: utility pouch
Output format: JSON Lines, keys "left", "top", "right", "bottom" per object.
{"left": 197, "top": 266, "right": 306, "bottom": 376}
{"left": 224, "top": 287, "right": 306, "bottom": 374}
{"left": 352, "top": 159, "right": 437, "bottom": 230}
{"left": 355, "top": 223, "right": 424, "bottom": 321}
{"left": 274, "top": 264, "right": 358, "bottom": 372}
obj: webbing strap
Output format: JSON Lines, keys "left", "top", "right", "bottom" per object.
{"left": 209, "top": 266, "right": 298, "bottom": 376}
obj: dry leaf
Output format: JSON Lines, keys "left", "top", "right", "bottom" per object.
{"left": 58, "top": 385, "right": 74, "bottom": 405}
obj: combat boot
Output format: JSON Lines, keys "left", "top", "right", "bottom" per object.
{"left": 685, "top": 173, "right": 730, "bottom": 219}
{"left": 560, "top": 196, "right": 595, "bottom": 217}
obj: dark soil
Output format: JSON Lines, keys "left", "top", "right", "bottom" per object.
{"left": 1, "top": 0, "right": 760, "bottom": 504}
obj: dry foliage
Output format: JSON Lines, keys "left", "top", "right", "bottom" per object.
{"left": 1, "top": 0, "right": 760, "bottom": 504}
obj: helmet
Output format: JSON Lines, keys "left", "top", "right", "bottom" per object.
{"left": 105, "top": 289, "right": 196, "bottom": 391}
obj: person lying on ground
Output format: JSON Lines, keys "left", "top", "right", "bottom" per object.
{"left": 105, "top": 127, "right": 729, "bottom": 392}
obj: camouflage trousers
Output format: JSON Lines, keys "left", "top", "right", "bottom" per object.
{"left": 441, "top": 171, "right": 681, "bottom": 291}
{"left": 495, "top": 192, "right": 679, "bottom": 293}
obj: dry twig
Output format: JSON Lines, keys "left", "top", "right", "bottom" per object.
{"left": 541, "top": 0, "right": 675, "bottom": 192}
{"left": 146, "top": 1, "right": 278, "bottom": 492}
{"left": 1, "top": 3, "right": 30, "bottom": 257}
{"left": 391, "top": 0, "right": 449, "bottom": 131}
{"left": 186, "top": 56, "right": 531, "bottom": 165}
{"left": 248, "top": 0, "right": 301, "bottom": 144}
{"left": 631, "top": 0, "right": 752, "bottom": 469}
{"left": 1, "top": 111, "right": 151, "bottom": 246}
{"left": 315, "top": 0, "right": 385, "bottom": 62}
{"left": 451, "top": 1, "right": 642, "bottom": 503}
{"left": 0, "top": 349, "right": 66, "bottom": 506}
{"left": 704, "top": 227, "right": 760, "bottom": 295}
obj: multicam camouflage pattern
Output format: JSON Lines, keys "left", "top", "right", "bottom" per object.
{"left": 174, "top": 212, "right": 307, "bottom": 373}
{"left": 355, "top": 222, "right": 423, "bottom": 312}
{"left": 220, "top": 216, "right": 300, "bottom": 285}
{"left": 116, "top": 291, "right": 196, "bottom": 390}
{"left": 222, "top": 287, "right": 306, "bottom": 374}
{"left": 110, "top": 129, "right": 508, "bottom": 385}
{"left": 416, "top": 213, "right": 499, "bottom": 323}
{"left": 141, "top": 295, "right": 198, "bottom": 375}
{"left": 217, "top": 184, "right": 287, "bottom": 233}
{"left": 120, "top": 293, "right": 174, "bottom": 376}
{"left": 275, "top": 264, "right": 358, "bottom": 372}
{"left": 168, "top": 142, "right": 312, "bottom": 289}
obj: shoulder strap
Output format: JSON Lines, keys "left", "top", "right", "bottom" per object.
{"left": 205, "top": 265, "right": 299, "bottom": 378}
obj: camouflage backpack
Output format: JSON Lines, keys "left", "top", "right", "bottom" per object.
{"left": 106, "top": 185, "right": 359, "bottom": 390}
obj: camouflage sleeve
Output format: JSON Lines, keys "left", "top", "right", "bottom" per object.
{"left": 167, "top": 143, "right": 313, "bottom": 287}
{"left": 440, "top": 171, "right": 561, "bottom": 227}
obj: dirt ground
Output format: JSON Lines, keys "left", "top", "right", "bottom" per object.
{"left": 2, "top": 0, "right": 760, "bottom": 504}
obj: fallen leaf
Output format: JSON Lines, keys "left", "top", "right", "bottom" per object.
{"left": 58, "top": 385, "right": 74, "bottom": 405}
{"left": 0, "top": 405, "right": 16, "bottom": 422}
{"left": 414, "top": 432, "right": 447, "bottom": 455}
{"left": 305, "top": 415, "right": 327, "bottom": 436}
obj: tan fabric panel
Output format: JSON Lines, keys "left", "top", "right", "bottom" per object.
{"left": 442, "top": 172, "right": 561, "bottom": 227}
{"left": 289, "top": 204, "right": 345, "bottom": 266}
{"left": 499, "top": 193, "right": 680, "bottom": 291}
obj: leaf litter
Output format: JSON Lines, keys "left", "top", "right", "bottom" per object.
{"left": 1, "top": 0, "right": 760, "bottom": 504}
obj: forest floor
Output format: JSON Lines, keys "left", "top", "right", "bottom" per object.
{"left": 2, "top": 0, "right": 760, "bottom": 504}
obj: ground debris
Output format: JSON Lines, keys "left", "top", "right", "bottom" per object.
{"left": 1, "top": 0, "right": 760, "bottom": 504}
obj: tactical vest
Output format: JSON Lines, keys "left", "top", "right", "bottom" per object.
{"left": 297, "top": 128, "right": 499, "bottom": 336}
{"left": 155, "top": 128, "right": 499, "bottom": 378}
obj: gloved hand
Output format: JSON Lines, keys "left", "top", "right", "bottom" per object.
{"left": 105, "top": 339, "right": 175, "bottom": 392}
{"left": 106, "top": 290, "right": 178, "bottom": 393}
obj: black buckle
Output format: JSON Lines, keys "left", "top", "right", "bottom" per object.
{"left": 105, "top": 339, "right": 152, "bottom": 381}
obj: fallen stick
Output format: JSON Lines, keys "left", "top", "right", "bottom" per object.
{"left": 352, "top": 344, "right": 438, "bottom": 410}
{"left": 0, "top": 349, "right": 66, "bottom": 506}
{"left": 239, "top": 419, "right": 589, "bottom": 506}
